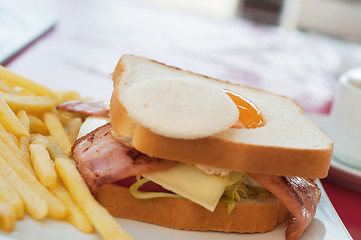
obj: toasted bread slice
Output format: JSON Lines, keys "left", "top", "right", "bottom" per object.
{"left": 95, "top": 183, "right": 289, "bottom": 233}
{"left": 110, "top": 55, "right": 333, "bottom": 178}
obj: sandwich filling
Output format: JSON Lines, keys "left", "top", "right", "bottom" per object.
{"left": 73, "top": 121, "right": 268, "bottom": 212}
{"left": 64, "top": 101, "right": 321, "bottom": 240}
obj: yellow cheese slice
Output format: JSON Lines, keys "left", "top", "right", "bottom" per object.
{"left": 142, "top": 163, "right": 228, "bottom": 212}
{"left": 77, "top": 116, "right": 110, "bottom": 139}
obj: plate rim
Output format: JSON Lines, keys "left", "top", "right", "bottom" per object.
{"left": 307, "top": 113, "right": 361, "bottom": 190}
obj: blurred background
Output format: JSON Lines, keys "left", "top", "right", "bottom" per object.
{"left": 1, "top": 0, "right": 361, "bottom": 113}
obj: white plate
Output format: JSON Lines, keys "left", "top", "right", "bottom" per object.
{"left": 308, "top": 114, "right": 361, "bottom": 191}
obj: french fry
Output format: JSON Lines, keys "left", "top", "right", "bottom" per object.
{"left": 29, "top": 143, "right": 57, "bottom": 190}
{"left": 31, "top": 134, "right": 50, "bottom": 146}
{"left": 0, "top": 138, "right": 67, "bottom": 219}
{"left": 46, "top": 136, "right": 68, "bottom": 159}
{"left": 0, "top": 122, "right": 28, "bottom": 159}
{"left": 17, "top": 110, "right": 30, "bottom": 130}
{"left": 55, "top": 158, "right": 133, "bottom": 240}
{"left": 0, "top": 156, "right": 47, "bottom": 220}
{"left": 67, "top": 117, "right": 82, "bottom": 145}
{"left": 0, "top": 199, "right": 16, "bottom": 232}
{"left": 12, "top": 86, "right": 38, "bottom": 96}
{"left": 0, "top": 99, "right": 29, "bottom": 136}
{"left": 0, "top": 122, "right": 33, "bottom": 173}
{"left": 57, "top": 110, "right": 77, "bottom": 126}
{"left": 17, "top": 88, "right": 38, "bottom": 96}
{"left": 0, "top": 92, "right": 58, "bottom": 113}
{"left": 0, "top": 65, "right": 58, "bottom": 98}
{"left": 28, "top": 115, "right": 49, "bottom": 135}
{"left": 51, "top": 179, "right": 94, "bottom": 233}
{"left": 17, "top": 110, "right": 31, "bottom": 162}
{"left": 0, "top": 122, "right": 22, "bottom": 158}
{"left": 0, "top": 80, "right": 17, "bottom": 94}
{"left": 0, "top": 174, "right": 24, "bottom": 220}
{"left": 7, "top": 132, "right": 18, "bottom": 145}
{"left": 44, "top": 112, "right": 72, "bottom": 156}
{"left": 56, "top": 90, "right": 81, "bottom": 103}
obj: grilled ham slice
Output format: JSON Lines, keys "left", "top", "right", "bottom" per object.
{"left": 72, "top": 123, "right": 176, "bottom": 192}
{"left": 57, "top": 100, "right": 109, "bottom": 117}
{"left": 248, "top": 173, "right": 321, "bottom": 240}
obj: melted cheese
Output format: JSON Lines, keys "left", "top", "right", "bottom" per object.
{"left": 142, "top": 163, "right": 228, "bottom": 212}
{"left": 77, "top": 117, "right": 110, "bottom": 139}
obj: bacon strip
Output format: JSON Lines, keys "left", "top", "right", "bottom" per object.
{"left": 72, "top": 123, "right": 177, "bottom": 192}
{"left": 57, "top": 100, "right": 109, "bottom": 117}
{"left": 248, "top": 173, "right": 321, "bottom": 240}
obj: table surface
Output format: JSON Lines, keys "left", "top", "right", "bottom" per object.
{"left": 2, "top": 0, "right": 361, "bottom": 239}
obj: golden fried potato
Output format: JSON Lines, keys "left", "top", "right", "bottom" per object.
{"left": 55, "top": 157, "right": 133, "bottom": 240}
{"left": 0, "top": 99, "right": 29, "bottom": 136}
{"left": 0, "top": 174, "right": 24, "bottom": 220}
{"left": 51, "top": 179, "right": 94, "bottom": 233}
{"left": 0, "top": 65, "right": 58, "bottom": 98}
{"left": 29, "top": 143, "right": 57, "bottom": 190}
{"left": 0, "top": 92, "right": 58, "bottom": 113}
{"left": 44, "top": 113, "right": 72, "bottom": 156}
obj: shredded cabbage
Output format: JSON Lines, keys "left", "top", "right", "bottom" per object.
{"left": 221, "top": 172, "right": 271, "bottom": 215}
{"left": 129, "top": 175, "right": 182, "bottom": 199}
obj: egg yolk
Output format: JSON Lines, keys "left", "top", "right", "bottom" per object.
{"left": 224, "top": 89, "right": 265, "bottom": 129}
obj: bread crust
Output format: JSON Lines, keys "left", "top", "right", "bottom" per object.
{"left": 95, "top": 183, "right": 289, "bottom": 233}
{"left": 131, "top": 125, "right": 331, "bottom": 178}
{"left": 110, "top": 55, "right": 333, "bottom": 178}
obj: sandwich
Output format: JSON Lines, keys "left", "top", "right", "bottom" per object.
{"left": 59, "top": 55, "right": 333, "bottom": 240}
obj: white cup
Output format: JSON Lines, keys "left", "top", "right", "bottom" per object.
{"left": 330, "top": 68, "right": 361, "bottom": 168}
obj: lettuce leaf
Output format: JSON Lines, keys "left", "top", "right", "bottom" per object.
{"left": 129, "top": 175, "right": 182, "bottom": 199}
{"left": 220, "top": 173, "right": 271, "bottom": 214}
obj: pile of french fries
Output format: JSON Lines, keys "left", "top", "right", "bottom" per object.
{"left": 0, "top": 66, "right": 133, "bottom": 240}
